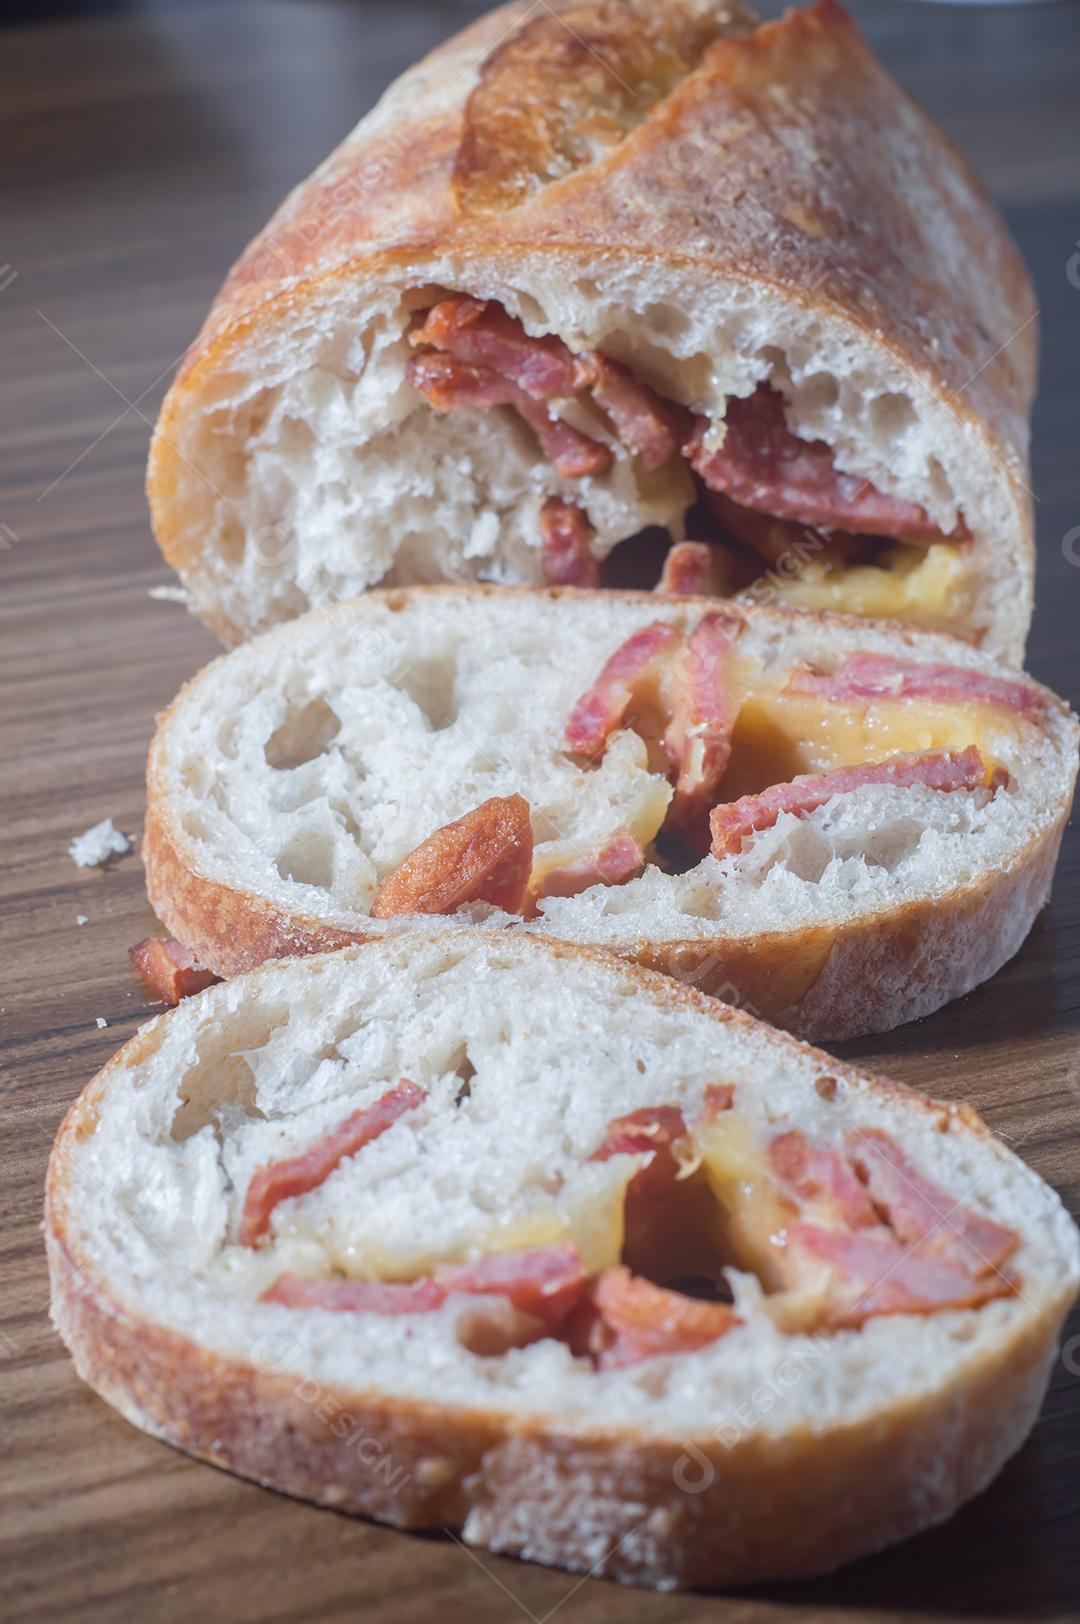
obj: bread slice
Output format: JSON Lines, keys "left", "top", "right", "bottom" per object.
{"left": 46, "top": 931, "right": 1080, "bottom": 1590}
{"left": 147, "top": 0, "right": 1036, "bottom": 659}
{"left": 143, "top": 586, "right": 1077, "bottom": 1041}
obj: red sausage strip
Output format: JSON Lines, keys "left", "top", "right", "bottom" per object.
{"left": 587, "top": 354, "right": 689, "bottom": 471}
{"left": 538, "top": 496, "right": 600, "bottom": 588}
{"left": 701, "top": 488, "right": 869, "bottom": 568}
{"left": 370, "top": 795, "right": 534, "bottom": 919}
{"left": 263, "top": 1274, "right": 446, "bottom": 1314}
{"left": 239, "top": 1081, "right": 426, "bottom": 1247}
{"left": 410, "top": 296, "right": 592, "bottom": 398}
{"left": 406, "top": 351, "right": 612, "bottom": 478}
{"left": 685, "top": 385, "right": 945, "bottom": 543}
{"left": 565, "top": 613, "right": 739, "bottom": 836}
{"left": 529, "top": 831, "right": 645, "bottom": 911}
{"left": 665, "top": 611, "right": 739, "bottom": 833}
{"left": 411, "top": 296, "right": 684, "bottom": 474}
{"left": 845, "top": 1128, "right": 1019, "bottom": 1275}
{"left": 565, "top": 621, "right": 682, "bottom": 758}
{"left": 128, "top": 938, "right": 218, "bottom": 1006}
{"left": 709, "top": 746, "right": 991, "bottom": 858}
{"left": 766, "top": 1124, "right": 1020, "bottom": 1327}
{"left": 437, "top": 1245, "right": 587, "bottom": 1329}
{"left": 571, "top": 1267, "right": 739, "bottom": 1370}
{"left": 768, "top": 1128, "right": 878, "bottom": 1232}
{"left": 589, "top": 1105, "right": 690, "bottom": 1267}
{"left": 263, "top": 1244, "right": 586, "bottom": 1332}
{"left": 591, "top": 1105, "right": 688, "bottom": 1163}
{"left": 655, "top": 540, "right": 730, "bottom": 596}
{"left": 789, "top": 1223, "right": 1018, "bottom": 1326}
{"left": 785, "top": 652, "right": 1043, "bottom": 715}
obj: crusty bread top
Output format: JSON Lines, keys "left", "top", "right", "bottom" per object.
{"left": 178, "top": 0, "right": 1034, "bottom": 459}
{"left": 48, "top": 931, "right": 1080, "bottom": 1435}
{"left": 146, "top": 586, "right": 1077, "bottom": 951}
{"left": 147, "top": 1, "right": 1037, "bottom": 659}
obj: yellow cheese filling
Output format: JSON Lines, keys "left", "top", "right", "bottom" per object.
{"left": 719, "top": 658, "right": 1023, "bottom": 801}
{"left": 761, "top": 542, "right": 974, "bottom": 636}
{"left": 297, "top": 1159, "right": 638, "bottom": 1282}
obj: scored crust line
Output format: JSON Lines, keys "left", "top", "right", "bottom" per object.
{"left": 533, "top": 0, "right": 639, "bottom": 100}
{"left": 444, "top": 0, "right": 548, "bottom": 99}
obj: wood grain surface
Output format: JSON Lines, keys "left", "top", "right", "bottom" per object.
{"left": 2, "top": 2, "right": 1079, "bottom": 1619}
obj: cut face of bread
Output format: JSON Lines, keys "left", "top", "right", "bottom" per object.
{"left": 148, "top": 0, "right": 1036, "bottom": 659}
{"left": 144, "top": 588, "right": 1077, "bottom": 1040}
{"left": 47, "top": 933, "right": 1080, "bottom": 1589}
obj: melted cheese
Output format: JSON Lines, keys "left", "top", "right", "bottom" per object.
{"left": 766, "top": 542, "right": 974, "bottom": 633}
{"left": 693, "top": 1116, "right": 841, "bottom": 1331}
{"left": 693, "top": 1113, "right": 791, "bottom": 1292}
{"left": 310, "top": 1159, "right": 637, "bottom": 1281}
{"left": 463, "top": 1162, "right": 635, "bottom": 1277}
{"left": 720, "top": 657, "right": 1022, "bottom": 800}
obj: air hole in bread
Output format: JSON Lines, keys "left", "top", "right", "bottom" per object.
{"left": 799, "top": 371, "right": 841, "bottom": 412}
{"left": 265, "top": 696, "right": 342, "bottom": 769}
{"left": 395, "top": 653, "right": 460, "bottom": 731}
{"left": 926, "top": 455, "right": 952, "bottom": 510}
{"left": 651, "top": 828, "right": 703, "bottom": 878}
{"left": 511, "top": 291, "right": 547, "bottom": 329}
{"left": 729, "top": 814, "right": 921, "bottom": 886}
{"left": 600, "top": 526, "right": 671, "bottom": 590}
{"left": 756, "top": 823, "right": 833, "bottom": 884}
{"left": 846, "top": 816, "right": 924, "bottom": 871}
{"left": 452, "top": 1051, "right": 476, "bottom": 1107}
{"left": 181, "top": 758, "right": 209, "bottom": 796}
{"left": 172, "top": 1051, "right": 265, "bottom": 1143}
{"left": 620, "top": 1155, "right": 728, "bottom": 1290}
{"left": 454, "top": 1299, "right": 547, "bottom": 1358}
{"left": 665, "top": 1273, "right": 736, "bottom": 1305}
{"left": 181, "top": 809, "right": 211, "bottom": 844}
{"left": 328, "top": 795, "right": 366, "bottom": 847}
{"left": 275, "top": 829, "right": 336, "bottom": 890}
{"left": 870, "top": 391, "right": 918, "bottom": 443}
{"left": 641, "top": 301, "right": 690, "bottom": 342}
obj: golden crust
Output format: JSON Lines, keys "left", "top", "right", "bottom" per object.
{"left": 145, "top": 796, "right": 1068, "bottom": 1043}
{"left": 142, "top": 584, "right": 1076, "bottom": 1043}
{"left": 148, "top": 0, "right": 1037, "bottom": 656}
{"left": 45, "top": 936, "right": 1076, "bottom": 1588}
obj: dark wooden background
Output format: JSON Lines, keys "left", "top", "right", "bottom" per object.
{"left": 2, "top": 2, "right": 1079, "bottom": 1618}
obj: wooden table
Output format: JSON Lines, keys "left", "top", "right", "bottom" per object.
{"left": 2, "top": 2, "right": 1078, "bottom": 1617}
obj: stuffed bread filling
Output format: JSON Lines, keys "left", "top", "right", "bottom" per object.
{"left": 406, "top": 295, "right": 973, "bottom": 634}
{"left": 363, "top": 628, "right": 1041, "bottom": 919}
{"left": 249, "top": 1082, "right": 1020, "bottom": 1368}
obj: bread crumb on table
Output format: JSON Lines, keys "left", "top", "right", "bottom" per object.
{"left": 95, "top": 1017, "right": 108, "bottom": 1029}
{"left": 69, "top": 818, "right": 132, "bottom": 868}
{"left": 75, "top": 914, "right": 88, "bottom": 926}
